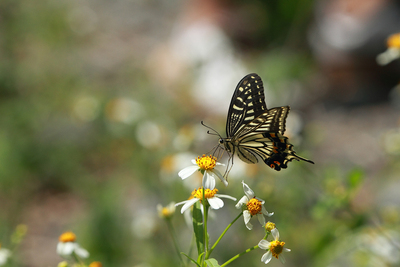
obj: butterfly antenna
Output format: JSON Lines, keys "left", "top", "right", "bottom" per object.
{"left": 201, "top": 121, "right": 222, "bottom": 139}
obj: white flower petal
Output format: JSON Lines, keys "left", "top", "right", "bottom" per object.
{"left": 258, "top": 239, "right": 271, "bottom": 250}
{"left": 243, "top": 210, "right": 251, "bottom": 224}
{"left": 245, "top": 221, "right": 253, "bottom": 230}
{"left": 156, "top": 204, "right": 163, "bottom": 213}
{"left": 279, "top": 254, "right": 286, "bottom": 264}
{"left": 210, "top": 169, "right": 227, "bottom": 186}
{"left": 166, "top": 202, "right": 176, "bottom": 212}
{"left": 284, "top": 248, "right": 291, "bottom": 252}
{"left": 180, "top": 198, "right": 199, "bottom": 213}
{"left": 262, "top": 206, "right": 274, "bottom": 217}
{"left": 183, "top": 206, "right": 193, "bottom": 227}
{"left": 241, "top": 181, "right": 255, "bottom": 199}
{"left": 271, "top": 228, "right": 280, "bottom": 241}
{"left": 261, "top": 251, "right": 272, "bottom": 264}
{"left": 235, "top": 195, "right": 249, "bottom": 209}
{"left": 243, "top": 210, "right": 253, "bottom": 230}
{"left": 215, "top": 194, "right": 236, "bottom": 201}
{"left": 216, "top": 162, "right": 225, "bottom": 166}
{"left": 257, "top": 213, "right": 266, "bottom": 226}
{"left": 0, "top": 248, "right": 11, "bottom": 265}
{"left": 175, "top": 200, "right": 189, "bottom": 207}
{"left": 208, "top": 197, "right": 224, "bottom": 209}
{"left": 377, "top": 48, "right": 400, "bottom": 65}
{"left": 191, "top": 159, "right": 197, "bottom": 165}
{"left": 203, "top": 171, "right": 216, "bottom": 189}
{"left": 74, "top": 245, "right": 89, "bottom": 259}
{"left": 57, "top": 242, "right": 75, "bottom": 256}
{"left": 178, "top": 166, "right": 199, "bottom": 179}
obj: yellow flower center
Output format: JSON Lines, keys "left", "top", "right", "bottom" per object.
{"left": 265, "top": 221, "right": 276, "bottom": 232}
{"left": 247, "top": 197, "right": 262, "bottom": 216}
{"left": 269, "top": 240, "right": 285, "bottom": 259}
{"left": 196, "top": 155, "right": 217, "bottom": 170}
{"left": 59, "top": 231, "right": 76, "bottom": 243}
{"left": 387, "top": 33, "right": 400, "bottom": 48}
{"left": 161, "top": 207, "right": 171, "bottom": 217}
{"left": 89, "top": 261, "right": 103, "bottom": 267}
{"left": 193, "top": 187, "right": 218, "bottom": 200}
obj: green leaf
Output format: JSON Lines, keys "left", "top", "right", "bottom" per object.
{"left": 181, "top": 252, "right": 201, "bottom": 267}
{"left": 193, "top": 201, "right": 204, "bottom": 256}
{"left": 205, "top": 258, "right": 221, "bottom": 267}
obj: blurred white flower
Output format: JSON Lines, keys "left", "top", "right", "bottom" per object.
{"left": 105, "top": 97, "right": 143, "bottom": 124}
{"left": 131, "top": 211, "right": 157, "bottom": 240}
{"left": 157, "top": 202, "right": 176, "bottom": 219}
{"left": 377, "top": 33, "right": 400, "bottom": 65}
{"left": 57, "top": 232, "right": 89, "bottom": 259}
{"left": 72, "top": 96, "right": 100, "bottom": 122}
{"left": 136, "top": 121, "right": 163, "bottom": 149}
{"left": 0, "top": 246, "right": 11, "bottom": 265}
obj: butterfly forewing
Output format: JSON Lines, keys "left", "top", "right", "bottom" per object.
{"left": 226, "top": 73, "right": 267, "bottom": 138}
{"left": 221, "top": 73, "right": 314, "bottom": 172}
{"left": 235, "top": 106, "right": 290, "bottom": 139}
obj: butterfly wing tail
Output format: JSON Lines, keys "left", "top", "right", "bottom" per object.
{"left": 263, "top": 133, "right": 314, "bottom": 171}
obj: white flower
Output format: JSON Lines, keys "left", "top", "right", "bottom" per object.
{"left": 258, "top": 228, "right": 291, "bottom": 264}
{"left": 57, "top": 232, "right": 89, "bottom": 259}
{"left": 0, "top": 248, "right": 11, "bottom": 265}
{"left": 178, "top": 155, "right": 227, "bottom": 188}
{"left": 175, "top": 187, "right": 236, "bottom": 213}
{"left": 157, "top": 202, "right": 176, "bottom": 219}
{"left": 377, "top": 33, "right": 400, "bottom": 65}
{"left": 235, "top": 181, "right": 273, "bottom": 230}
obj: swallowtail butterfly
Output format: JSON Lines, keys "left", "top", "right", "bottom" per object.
{"left": 217, "top": 73, "right": 314, "bottom": 171}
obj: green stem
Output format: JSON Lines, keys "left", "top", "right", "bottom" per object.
{"left": 206, "top": 212, "right": 243, "bottom": 259}
{"left": 202, "top": 190, "right": 209, "bottom": 265}
{"left": 71, "top": 251, "right": 85, "bottom": 265}
{"left": 166, "top": 217, "right": 185, "bottom": 266}
{"left": 220, "top": 244, "right": 259, "bottom": 267}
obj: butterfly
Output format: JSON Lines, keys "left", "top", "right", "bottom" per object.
{"left": 214, "top": 73, "right": 314, "bottom": 172}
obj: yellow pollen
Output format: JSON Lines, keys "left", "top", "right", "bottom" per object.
{"left": 269, "top": 240, "right": 285, "bottom": 259}
{"left": 388, "top": 33, "right": 400, "bottom": 48}
{"left": 59, "top": 231, "right": 76, "bottom": 243}
{"left": 196, "top": 154, "right": 217, "bottom": 170}
{"left": 265, "top": 221, "right": 276, "bottom": 232}
{"left": 193, "top": 187, "right": 218, "bottom": 200}
{"left": 247, "top": 197, "right": 262, "bottom": 216}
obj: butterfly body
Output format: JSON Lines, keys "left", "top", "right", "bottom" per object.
{"left": 220, "top": 73, "right": 314, "bottom": 171}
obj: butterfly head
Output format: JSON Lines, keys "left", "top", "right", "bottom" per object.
{"left": 218, "top": 138, "right": 233, "bottom": 153}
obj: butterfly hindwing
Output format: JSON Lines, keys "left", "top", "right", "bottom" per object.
{"left": 221, "top": 73, "right": 314, "bottom": 171}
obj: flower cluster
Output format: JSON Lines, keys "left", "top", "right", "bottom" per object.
{"left": 167, "top": 154, "right": 290, "bottom": 265}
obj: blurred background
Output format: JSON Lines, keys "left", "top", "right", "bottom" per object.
{"left": 1, "top": 0, "right": 400, "bottom": 266}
